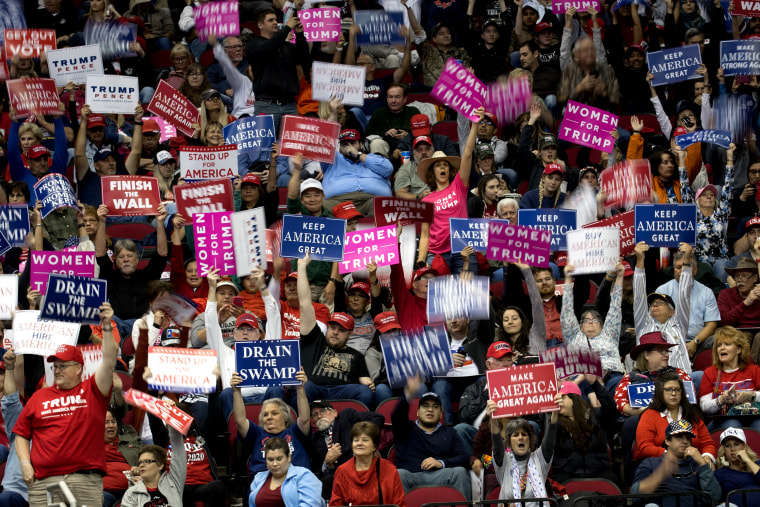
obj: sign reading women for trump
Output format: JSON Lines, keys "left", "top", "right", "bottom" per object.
{"left": 373, "top": 197, "right": 434, "bottom": 227}
{"left": 280, "top": 214, "right": 346, "bottom": 262}
{"left": 232, "top": 207, "right": 268, "bottom": 273}
{"left": 179, "top": 145, "right": 238, "bottom": 181}
{"left": 30, "top": 251, "right": 96, "bottom": 294}
{"left": 634, "top": 204, "right": 697, "bottom": 247}
{"left": 427, "top": 275, "right": 490, "bottom": 323}
{"left": 235, "top": 340, "right": 301, "bottom": 387}
{"left": 518, "top": 209, "right": 577, "bottom": 251}
{"left": 566, "top": 228, "right": 620, "bottom": 275}
{"left": 0, "top": 204, "right": 30, "bottom": 247}
{"left": 40, "top": 274, "right": 107, "bottom": 325}
{"left": 381, "top": 324, "right": 454, "bottom": 388}
{"left": 431, "top": 59, "right": 487, "bottom": 122}
{"left": 223, "top": 115, "right": 276, "bottom": 156}
{"left": 312, "top": 62, "right": 366, "bottom": 106}
{"left": 279, "top": 116, "right": 341, "bottom": 164}
{"left": 450, "top": 218, "right": 488, "bottom": 253}
{"left": 101, "top": 176, "right": 161, "bottom": 216}
{"left": 0, "top": 275, "right": 18, "bottom": 319}
{"left": 720, "top": 40, "right": 760, "bottom": 75}
{"left": 193, "top": 211, "right": 234, "bottom": 277}
{"left": 647, "top": 45, "right": 702, "bottom": 86}
{"left": 484, "top": 77, "right": 532, "bottom": 127}
{"left": 47, "top": 45, "right": 103, "bottom": 86}
{"left": 675, "top": 129, "right": 732, "bottom": 149}
{"left": 12, "top": 310, "right": 80, "bottom": 357}
{"left": 33, "top": 174, "right": 77, "bottom": 219}
{"left": 600, "top": 159, "right": 652, "bottom": 209}
{"left": 540, "top": 345, "right": 603, "bottom": 379}
{"left": 194, "top": 0, "right": 239, "bottom": 42}
{"left": 487, "top": 363, "right": 559, "bottom": 418}
{"left": 4, "top": 29, "right": 55, "bottom": 57}
{"left": 486, "top": 221, "right": 551, "bottom": 267}
{"left": 148, "top": 347, "right": 218, "bottom": 393}
{"left": 124, "top": 389, "right": 194, "bottom": 435}
{"left": 174, "top": 178, "right": 234, "bottom": 217}
{"left": 354, "top": 10, "right": 404, "bottom": 45}
{"left": 300, "top": 7, "right": 341, "bottom": 41}
{"left": 148, "top": 80, "right": 200, "bottom": 136}
{"left": 339, "top": 225, "right": 399, "bottom": 274}
{"left": 559, "top": 101, "right": 618, "bottom": 153}
{"left": 86, "top": 75, "right": 139, "bottom": 114}
{"left": 583, "top": 210, "right": 635, "bottom": 256}
{"left": 6, "top": 78, "right": 60, "bottom": 118}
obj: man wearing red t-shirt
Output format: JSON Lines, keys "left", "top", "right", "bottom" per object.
{"left": 280, "top": 271, "right": 330, "bottom": 339}
{"left": 15, "top": 303, "right": 118, "bottom": 507}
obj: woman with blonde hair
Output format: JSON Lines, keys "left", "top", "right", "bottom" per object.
{"left": 519, "top": 163, "right": 566, "bottom": 209}
{"left": 715, "top": 427, "right": 760, "bottom": 506}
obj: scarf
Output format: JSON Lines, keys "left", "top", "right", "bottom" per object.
{"left": 509, "top": 450, "right": 546, "bottom": 500}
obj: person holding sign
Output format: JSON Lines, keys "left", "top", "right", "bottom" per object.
{"left": 14, "top": 302, "right": 118, "bottom": 507}
{"left": 249, "top": 437, "right": 324, "bottom": 507}
{"left": 496, "top": 263, "right": 547, "bottom": 356}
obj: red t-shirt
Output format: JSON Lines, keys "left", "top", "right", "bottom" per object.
{"left": 166, "top": 435, "right": 213, "bottom": 485}
{"left": 14, "top": 376, "right": 111, "bottom": 479}
{"left": 483, "top": 202, "right": 498, "bottom": 218}
{"left": 281, "top": 301, "right": 330, "bottom": 339}
{"left": 422, "top": 174, "right": 468, "bottom": 254}
{"left": 256, "top": 476, "right": 286, "bottom": 507}
{"left": 104, "top": 440, "right": 131, "bottom": 491}
{"left": 699, "top": 364, "right": 760, "bottom": 398}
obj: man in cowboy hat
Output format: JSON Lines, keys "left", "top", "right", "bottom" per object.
{"left": 719, "top": 256, "right": 760, "bottom": 361}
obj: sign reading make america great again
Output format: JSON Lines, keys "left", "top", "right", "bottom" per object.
{"left": 278, "top": 115, "right": 340, "bottom": 164}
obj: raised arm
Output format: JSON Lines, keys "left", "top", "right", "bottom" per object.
{"left": 560, "top": 265, "right": 582, "bottom": 344}
{"left": 95, "top": 302, "right": 117, "bottom": 397}
{"left": 393, "top": 26, "right": 413, "bottom": 83}
{"left": 124, "top": 106, "right": 144, "bottom": 175}
{"left": 633, "top": 241, "right": 650, "bottom": 337}
{"left": 297, "top": 253, "right": 316, "bottom": 334}
{"left": 520, "top": 264, "right": 546, "bottom": 354}
{"left": 230, "top": 372, "right": 251, "bottom": 438}
{"left": 75, "top": 105, "right": 92, "bottom": 181}
{"left": 95, "top": 204, "right": 108, "bottom": 257}
{"left": 458, "top": 107, "right": 483, "bottom": 187}
{"left": 155, "top": 204, "right": 168, "bottom": 257}
{"left": 294, "top": 368, "right": 310, "bottom": 435}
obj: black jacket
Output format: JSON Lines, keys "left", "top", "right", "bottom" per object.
{"left": 246, "top": 27, "right": 310, "bottom": 101}
{"left": 311, "top": 408, "right": 385, "bottom": 474}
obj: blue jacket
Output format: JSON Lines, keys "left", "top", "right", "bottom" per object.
{"left": 249, "top": 465, "right": 324, "bottom": 507}
{"left": 519, "top": 188, "right": 567, "bottom": 209}
{"left": 321, "top": 153, "right": 393, "bottom": 199}
{"left": 8, "top": 117, "right": 68, "bottom": 205}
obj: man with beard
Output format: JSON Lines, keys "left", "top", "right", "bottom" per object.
{"left": 528, "top": 266, "right": 590, "bottom": 349}
{"left": 138, "top": 118, "right": 163, "bottom": 172}
{"left": 732, "top": 161, "right": 760, "bottom": 220}
{"left": 309, "top": 400, "right": 384, "bottom": 498}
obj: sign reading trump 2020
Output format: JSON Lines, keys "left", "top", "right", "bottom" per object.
{"left": 148, "top": 347, "right": 218, "bottom": 393}
{"left": 720, "top": 40, "right": 760, "bottom": 76}
{"left": 339, "top": 225, "right": 399, "bottom": 274}
{"left": 647, "top": 45, "right": 702, "bottom": 86}
{"left": 235, "top": 340, "right": 301, "bottom": 387}
{"left": 101, "top": 176, "right": 161, "bottom": 216}
{"left": 180, "top": 145, "right": 238, "bottom": 181}
{"left": 47, "top": 45, "right": 103, "bottom": 86}
{"left": 279, "top": 214, "right": 346, "bottom": 262}
{"left": 518, "top": 209, "right": 577, "bottom": 251}
{"left": 558, "top": 100, "right": 618, "bottom": 153}
{"left": 40, "top": 274, "right": 107, "bottom": 325}
{"left": 4, "top": 29, "right": 55, "bottom": 57}
{"left": 279, "top": 115, "right": 340, "bottom": 164}
{"left": 85, "top": 75, "right": 139, "bottom": 114}
{"left": 487, "top": 362, "right": 559, "bottom": 418}
{"left": 634, "top": 204, "right": 697, "bottom": 247}
{"left": 12, "top": 310, "right": 80, "bottom": 357}
{"left": 223, "top": 115, "right": 276, "bottom": 156}
{"left": 431, "top": 59, "right": 487, "bottom": 123}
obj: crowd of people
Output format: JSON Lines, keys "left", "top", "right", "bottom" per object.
{"left": 2, "top": 0, "right": 760, "bottom": 505}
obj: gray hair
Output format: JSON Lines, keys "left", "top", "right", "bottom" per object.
{"left": 113, "top": 239, "right": 138, "bottom": 259}
{"left": 259, "top": 398, "right": 294, "bottom": 427}
{"left": 673, "top": 250, "right": 698, "bottom": 266}
{"left": 572, "top": 36, "right": 594, "bottom": 56}
{"left": 504, "top": 417, "right": 538, "bottom": 448}
{"left": 497, "top": 198, "right": 519, "bottom": 214}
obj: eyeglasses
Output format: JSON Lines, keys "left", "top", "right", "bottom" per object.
{"left": 137, "top": 459, "right": 157, "bottom": 466}
{"left": 172, "top": 56, "right": 189, "bottom": 62}
{"left": 187, "top": 72, "right": 203, "bottom": 77}
{"left": 224, "top": 44, "right": 243, "bottom": 50}
{"left": 734, "top": 273, "right": 757, "bottom": 281}
{"left": 650, "top": 300, "right": 670, "bottom": 308}
{"left": 53, "top": 362, "right": 78, "bottom": 372}
{"left": 581, "top": 318, "right": 600, "bottom": 324}
{"left": 479, "top": 120, "right": 495, "bottom": 126}
{"left": 663, "top": 387, "right": 682, "bottom": 394}
{"left": 206, "top": 95, "right": 222, "bottom": 102}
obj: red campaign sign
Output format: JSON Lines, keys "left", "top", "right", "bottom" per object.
{"left": 733, "top": 0, "right": 760, "bottom": 16}
{"left": 147, "top": 80, "right": 200, "bottom": 136}
{"left": 600, "top": 159, "right": 652, "bottom": 210}
{"left": 486, "top": 362, "right": 559, "bottom": 418}
{"left": 4, "top": 29, "right": 56, "bottom": 58}
{"left": 0, "top": 47, "right": 8, "bottom": 81}
{"left": 173, "top": 178, "right": 234, "bottom": 218}
{"left": 123, "top": 389, "right": 194, "bottom": 435}
{"left": 6, "top": 78, "right": 60, "bottom": 118}
{"left": 101, "top": 176, "right": 161, "bottom": 216}
{"left": 279, "top": 115, "right": 340, "bottom": 164}
{"left": 373, "top": 196, "right": 434, "bottom": 227}
{"left": 582, "top": 210, "right": 635, "bottom": 256}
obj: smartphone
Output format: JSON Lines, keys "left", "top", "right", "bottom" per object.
{"left": 233, "top": 297, "right": 244, "bottom": 307}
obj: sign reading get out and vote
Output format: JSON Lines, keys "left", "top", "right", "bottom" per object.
{"left": 4, "top": 29, "right": 55, "bottom": 57}
{"left": 558, "top": 100, "right": 618, "bottom": 154}
{"left": 339, "top": 225, "right": 399, "bottom": 274}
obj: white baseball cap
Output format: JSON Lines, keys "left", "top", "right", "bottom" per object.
{"left": 720, "top": 427, "right": 747, "bottom": 445}
{"left": 300, "top": 178, "right": 323, "bottom": 195}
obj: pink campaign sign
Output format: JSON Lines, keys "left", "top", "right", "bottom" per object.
{"left": 430, "top": 59, "right": 486, "bottom": 122}
{"left": 484, "top": 76, "right": 532, "bottom": 127}
{"left": 300, "top": 8, "right": 341, "bottom": 42}
{"left": 339, "top": 225, "right": 399, "bottom": 274}
{"left": 558, "top": 100, "right": 618, "bottom": 153}
{"left": 486, "top": 221, "right": 551, "bottom": 267}
{"left": 29, "top": 251, "right": 96, "bottom": 294}
{"left": 194, "top": 0, "right": 239, "bottom": 42}
{"left": 193, "top": 211, "right": 234, "bottom": 277}
{"left": 551, "top": 0, "right": 601, "bottom": 13}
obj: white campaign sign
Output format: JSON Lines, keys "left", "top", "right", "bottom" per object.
{"left": 147, "top": 346, "right": 218, "bottom": 393}
{"left": 232, "top": 207, "right": 268, "bottom": 274}
{"left": 86, "top": 74, "right": 139, "bottom": 114}
{"left": 46, "top": 45, "right": 104, "bottom": 86}
{"left": 566, "top": 227, "right": 620, "bottom": 275}
{"left": 0, "top": 275, "right": 18, "bottom": 319}
{"left": 180, "top": 145, "right": 238, "bottom": 180}
{"left": 311, "top": 61, "right": 366, "bottom": 106}
{"left": 12, "top": 310, "right": 80, "bottom": 356}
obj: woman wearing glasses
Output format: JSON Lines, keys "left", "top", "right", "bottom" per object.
{"left": 634, "top": 370, "right": 717, "bottom": 463}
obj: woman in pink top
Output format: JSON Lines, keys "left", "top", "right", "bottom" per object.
{"left": 415, "top": 107, "right": 482, "bottom": 274}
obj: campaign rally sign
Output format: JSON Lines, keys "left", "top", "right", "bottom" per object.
{"left": 732, "top": 0, "right": 760, "bottom": 16}
{"left": 6, "top": 78, "right": 60, "bottom": 118}
{"left": 174, "top": 178, "right": 235, "bottom": 217}
{"left": 518, "top": 209, "right": 577, "bottom": 251}
{"left": 431, "top": 59, "right": 487, "bottom": 123}
{"left": 0, "top": 275, "right": 18, "bottom": 319}
{"left": 11, "top": 310, "right": 80, "bottom": 357}
{"left": 559, "top": 100, "right": 618, "bottom": 153}
{"left": 0, "top": 204, "right": 30, "bottom": 247}
{"left": 85, "top": 75, "right": 139, "bottom": 114}
{"left": 223, "top": 115, "right": 276, "bottom": 156}
{"left": 647, "top": 45, "right": 702, "bottom": 86}
{"left": 720, "top": 40, "right": 760, "bottom": 75}
{"left": 151, "top": 293, "right": 200, "bottom": 326}
{"left": 101, "top": 176, "right": 161, "bottom": 216}
{"left": 123, "top": 389, "right": 194, "bottom": 435}
{"left": 4, "top": 29, "right": 55, "bottom": 57}
{"left": 144, "top": 116, "right": 177, "bottom": 143}
{"left": 373, "top": 197, "right": 434, "bottom": 227}
{"left": 583, "top": 210, "right": 635, "bottom": 256}
{"left": 148, "top": 346, "right": 218, "bottom": 393}
{"left": 47, "top": 45, "right": 104, "bottom": 86}
{"left": 180, "top": 145, "right": 238, "bottom": 181}
{"left": 301, "top": 7, "right": 341, "bottom": 41}
{"left": 193, "top": 211, "right": 234, "bottom": 277}
{"left": 0, "top": 231, "right": 11, "bottom": 257}
{"left": 280, "top": 214, "right": 346, "bottom": 262}
{"left": 0, "top": 0, "right": 27, "bottom": 47}
{"left": 634, "top": 204, "right": 697, "bottom": 247}
{"left": 235, "top": 340, "right": 301, "bottom": 387}
{"left": 148, "top": 80, "right": 200, "bottom": 136}
{"left": 339, "top": 225, "right": 399, "bottom": 274}
{"left": 43, "top": 344, "right": 102, "bottom": 387}
{"left": 381, "top": 324, "right": 454, "bottom": 388}
{"left": 354, "top": 10, "right": 404, "bottom": 45}
{"left": 0, "top": 47, "right": 8, "bottom": 82}
{"left": 232, "top": 207, "right": 268, "bottom": 274}
{"left": 194, "top": 0, "right": 239, "bottom": 42}
{"left": 566, "top": 228, "right": 620, "bottom": 275}
{"left": 486, "top": 221, "right": 551, "bottom": 267}
{"left": 40, "top": 274, "right": 107, "bottom": 325}
{"left": 427, "top": 275, "right": 490, "bottom": 323}
{"left": 33, "top": 174, "right": 77, "bottom": 219}
{"left": 83, "top": 17, "right": 138, "bottom": 60}
{"left": 450, "top": 218, "right": 488, "bottom": 253}
{"left": 312, "top": 62, "right": 366, "bottom": 106}
{"left": 552, "top": 0, "right": 601, "bottom": 13}
{"left": 487, "top": 363, "right": 559, "bottom": 418}
{"left": 279, "top": 116, "right": 341, "bottom": 164}
{"left": 30, "top": 251, "right": 96, "bottom": 294}
{"left": 540, "top": 345, "right": 604, "bottom": 379}
{"left": 600, "top": 159, "right": 652, "bottom": 210}
{"left": 484, "top": 76, "right": 532, "bottom": 127}
{"left": 628, "top": 380, "right": 697, "bottom": 407}
{"left": 675, "top": 129, "right": 732, "bottom": 149}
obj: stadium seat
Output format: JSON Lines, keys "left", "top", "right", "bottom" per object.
{"left": 199, "top": 48, "right": 215, "bottom": 68}
{"left": 405, "top": 485, "right": 467, "bottom": 507}
{"left": 712, "top": 427, "right": 760, "bottom": 451}
{"left": 693, "top": 349, "right": 713, "bottom": 372}
{"left": 376, "top": 397, "right": 401, "bottom": 426}
{"left": 486, "top": 485, "right": 501, "bottom": 500}
{"left": 106, "top": 223, "right": 157, "bottom": 243}
{"left": 431, "top": 120, "right": 458, "bottom": 143}
{"left": 150, "top": 50, "right": 174, "bottom": 69}
{"left": 386, "top": 444, "right": 396, "bottom": 465}
{"left": 562, "top": 477, "right": 622, "bottom": 496}
{"left": 618, "top": 113, "right": 663, "bottom": 136}
{"left": 117, "top": 372, "right": 133, "bottom": 393}
{"left": 325, "top": 399, "right": 369, "bottom": 413}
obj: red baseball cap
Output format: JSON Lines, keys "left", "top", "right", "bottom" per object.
{"left": 535, "top": 21, "right": 552, "bottom": 33}
{"left": 284, "top": 271, "right": 298, "bottom": 282}
{"left": 555, "top": 252, "right": 568, "bottom": 267}
{"left": 87, "top": 114, "right": 106, "bottom": 128}
{"left": 142, "top": 118, "right": 161, "bottom": 133}
{"left": 241, "top": 173, "right": 262, "bottom": 186}
{"left": 374, "top": 311, "right": 401, "bottom": 333}
{"left": 626, "top": 44, "right": 646, "bottom": 55}
{"left": 348, "top": 281, "right": 371, "bottom": 298}
{"left": 411, "top": 114, "right": 431, "bottom": 137}
{"left": 339, "top": 129, "right": 361, "bottom": 142}
{"left": 328, "top": 312, "right": 355, "bottom": 330}
{"left": 413, "top": 266, "right": 438, "bottom": 281}
{"left": 413, "top": 135, "right": 433, "bottom": 149}
{"left": 673, "top": 126, "right": 689, "bottom": 137}
{"left": 236, "top": 313, "right": 263, "bottom": 330}
{"left": 543, "top": 163, "right": 563, "bottom": 176}
{"left": 47, "top": 344, "right": 84, "bottom": 365}
{"left": 332, "top": 201, "right": 363, "bottom": 220}
{"left": 487, "top": 341, "right": 514, "bottom": 359}
{"left": 622, "top": 260, "right": 634, "bottom": 277}
{"left": 483, "top": 112, "right": 499, "bottom": 126}
{"left": 28, "top": 144, "right": 50, "bottom": 159}
{"left": 746, "top": 216, "right": 760, "bottom": 230}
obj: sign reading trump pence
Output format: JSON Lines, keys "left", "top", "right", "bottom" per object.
{"left": 487, "top": 362, "right": 559, "bottom": 418}
{"left": 235, "top": 340, "right": 301, "bottom": 387}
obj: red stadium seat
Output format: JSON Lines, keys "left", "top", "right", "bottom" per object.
{"left": 693, "top": 349, "right": 713, "bottom": 372}
{"left": 150, "top": 50, "right": 174, "bottom": 69}
{"left": 562, "top": 477, "right": 622, "bottom": 496}
{"left": 199, "top": 48, "right": 215, "bottom": 68}
{"left": 431, "top": 120, "right": 458, "bottom": 143}
{"left": 325, "top": 399, "right": 369, "bottom": 413}
{"left": 106, "top": 223, "right": 156, "bottom": 243}
{"left": 405, "top": 485, "right": 467, "bottom": 507}
{"left": 486, "top": 485, "right": 501, "bottom": 499}
{"left": 376, "top": 397, "right": 401, "bottom": 426}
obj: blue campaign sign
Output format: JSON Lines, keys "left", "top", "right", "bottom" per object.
{"left": 279, "top": 214, "right": 346, "bottom": 262}
{"left": 0, "top": 205, "right": 30, "bottom": 247}
{"left": 0, "top": 0, "right": 27, "bottom": 46}
{"left": 675, "top": 129, "right": 732, "bottom": 149}
{"left": 223, "top": 115, "right": 276, "bottom": 156}
{"left": 427, "top": 275, "right": 490, "bottom": 323}
{"left": 634, "top": 204, "right": 697, "bottom": 247}
{"left": 380, "top": 324, "right": 454, "bottom": 389}
{"left": 720, "top": 40, "right": 760, "bottom": 76}
{"left": 33, "top": 174, "right": 77, "bottom": 219}
{"left": 647, "top": 45, "right": 702, "bottom": 87}
{"left": 235, "top": 339, "right": 301, "bottom": 387}
{"left": 449, "top": 218, "right": 488, "bottom": 253}
{"left": 355, "top": 10, "right": 404, "bottom": 45}
{"left": 40, "top": 274, "right": 107, "bottom": 325}
{"left": 628, "top": 381, "right": 697, "bottom": 407}
{"left": 0, "top": 230, "right": 11, "bottom": 257}
{"left": 517, "top": 209, "right": 577, "bottom": 251}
